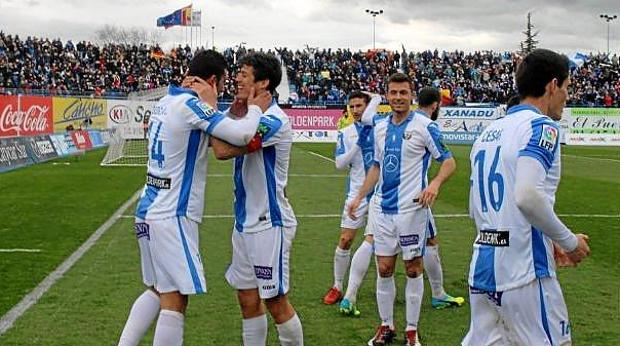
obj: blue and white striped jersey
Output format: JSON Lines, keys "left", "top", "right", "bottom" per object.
{"left": 468, "top": 104, "right": 561, "bottom": 292}
{"left": 135, "top": 85, "right": 261, "bottom": 222}
{"left": 372, "top": 110, "right": 452, "bottom": 214}
{"left": 233, "top": 101, "right": 297, "bottom": 233}
{"left": 335, "top": 121, "right": 375, "bottom": 201}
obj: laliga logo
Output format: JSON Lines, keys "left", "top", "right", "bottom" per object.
{"left": 0, "top": 104, "right": 50, "bottom": 135}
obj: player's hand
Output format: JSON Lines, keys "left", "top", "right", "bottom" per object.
{"left": 566, "top": 234, "right": 590, "bottom": 265}
{"left": 229, "top": 97, "right": 248, "bottom": 117}
{"left": 347, "top": 198, "right": 362, "bottom": 220}
{"left": 181, "top": 76, "right": 193, "bottom": 88}
{"left": 186, "top": 76, "right": 218, "bottom": 108}
{"left": 247, "top": 88, "right": 272, "bottom": 113}
{"left": 553, "top": 242, "right": 577, "bottom": 267}
{"left": 418, "top": 180, "right": 441, "bottom": 207}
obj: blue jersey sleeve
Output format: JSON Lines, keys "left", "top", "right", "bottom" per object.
{"left": 257, "top": 114, "right": 284, "bottom": 147}
{"left": 425, "top": 122, "right": 452, "bottom": 162}
{"left": 518, "top": 117, "right": 559, "bottom": 172}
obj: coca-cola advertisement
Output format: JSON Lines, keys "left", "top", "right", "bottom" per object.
{"left": 70, "top": 130, "right": 93, "bottom": 150}
{"left": 0, "top": 96, "right": 53, "bottom": 138}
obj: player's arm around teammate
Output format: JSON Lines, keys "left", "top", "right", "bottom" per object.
{"left": 323, "top": 91, "right": 379, "bottom": 307}
{"left": 119, "top": 50, "right": 267, "bottom": 346}
{"left": 206, "top": 53, "right": 303, "bottom": 346}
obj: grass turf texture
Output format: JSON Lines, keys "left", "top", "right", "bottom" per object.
{"left": 0, "top": 144, "right": 618, "bottom": 345}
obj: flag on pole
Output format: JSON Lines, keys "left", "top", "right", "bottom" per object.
{"left": 192, "top": 10, "right": 202, "bottom": 27}
{"left": 181, "top": 5, "right": 193, "bottom": 26}
{"left": 156, "top": 4, "right": 192, "bottom": 29}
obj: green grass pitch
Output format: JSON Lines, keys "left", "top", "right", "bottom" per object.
{"left": 0, "top": 144, "right": 618, "bottom": 345}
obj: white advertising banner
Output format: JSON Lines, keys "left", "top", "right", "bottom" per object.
{"left": 106, "top": 100, "right": 155, "bottom": 139}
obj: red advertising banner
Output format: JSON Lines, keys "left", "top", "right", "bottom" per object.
{"left": 285, "top": 107, "right": 342, "bottom": 130}
{"left": 0, "top": 95, "right": 53, "bottom": 138}
{"left": 70, "top": 130, "right": 93, "bottom": 150}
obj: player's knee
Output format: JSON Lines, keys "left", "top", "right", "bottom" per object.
{"left": 426, "top": 236, "right": 438, "bottom": 246}
{"left": 159, "top": 291, "right": 188, "bottom": 313}
{"left": 339, "top": 235, "right": 354, "bottom": 250}
{"left": 265, "top": 294, "right": 294, "bottom": 323}
{"left": 404, "top": 259, "right": 424, "bottom": 278}
{"left": 377, "top": 262, "right": 395, "bottom": 277}
{"left": 237, "top": 289, "right": 263, "bottom": 318}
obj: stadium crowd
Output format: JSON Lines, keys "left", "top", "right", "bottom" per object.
{"left": 1, "top": 32, "right": 619, "bottom": 106}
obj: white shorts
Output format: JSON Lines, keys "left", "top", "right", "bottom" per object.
{"left": 373, "top": 208, "right": 428, "bottom": 260}
{"left": 462, "top": 277, "right": 571, "bottom": 346}
{"left": 427, "top": 209, "right": 437, "bottom": 238}
{"left": 135, "top": 217, "right": 206, "bottom": 295}
{"left": 225, "top": 227, "right": 296, "bottom": 299}
{"left": 340, "top": 198, "right": 368, "bottom": 230}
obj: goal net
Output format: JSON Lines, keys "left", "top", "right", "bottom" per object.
{"left": 100, "top": 128, "right": 148, "bottom": 167}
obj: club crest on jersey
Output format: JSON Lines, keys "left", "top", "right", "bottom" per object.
{"left": 254, "top": 266, "right": 273, "bottom": 280}
{"left": 400, "top": 234, "right": 419, "bottom": 246}
{"left": 403, "top": 131, "right": 413, "bottom": 140}
{"left": 539, "top": 125, "right": 557, "bottom": 151}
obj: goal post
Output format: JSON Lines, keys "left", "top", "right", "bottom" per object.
{"left": 100, "top": 128, "right": 148, "bottom": 167}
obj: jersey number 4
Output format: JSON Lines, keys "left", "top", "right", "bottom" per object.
{"left": 473, "top": 147, "right": 504, "bottom": 212}
{"left": 149, "top": 121, "right": 165, "bottom": 168}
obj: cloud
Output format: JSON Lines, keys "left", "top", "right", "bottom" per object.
{"left": 0, "top": 0, "right": 617, "bottom": 53}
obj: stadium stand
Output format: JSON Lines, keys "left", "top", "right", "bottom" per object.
{"left": 1, "top": 32, "right": 618, "bottom": 106}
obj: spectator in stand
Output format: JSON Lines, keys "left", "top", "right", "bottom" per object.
{"left": 1, "top": 31, "right": 618, "bottom": 106}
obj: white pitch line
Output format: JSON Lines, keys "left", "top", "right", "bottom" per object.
{"left": 307, "top": 151, "right": 336, "bottom": 163}
{"left": 0, "top": 249, "right": 41, "bottom": 253}
{"left": 0, "top": 189, "right": 142, "bottom": 336}
{"left": 562, "top": 154, "right": 620, "bottom": 163}
{"left": 207, "top": 173, "right": 345, "bottom": 178}
{"left": 119, "top": 213, "right": 620, "bottom": 219}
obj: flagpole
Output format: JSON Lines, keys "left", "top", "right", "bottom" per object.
{"left": 191, "top": 2, "right": 193, "bottom": 50}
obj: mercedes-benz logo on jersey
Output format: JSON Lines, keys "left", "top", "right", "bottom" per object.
{"left": 384, "top": 154, "right": 399, "bottom": 173}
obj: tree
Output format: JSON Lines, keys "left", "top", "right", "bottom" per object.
{"left": 94, "top": 24, "right": 162, "bottom": 46}
{"left": 520, "top": 12, "right": 539, "bottom": 54}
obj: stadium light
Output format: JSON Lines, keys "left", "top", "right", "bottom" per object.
{"left": 599, "top": 14, "right": 617, "bottom": 55}
{"left": 366, "top": 9, "right": 384, "bottom": 49}
{"left": 211, "top": 26, "right": 215, "bottom": 50}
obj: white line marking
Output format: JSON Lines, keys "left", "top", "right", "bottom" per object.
{"left": 0, "top": 249, "right": 41, "bottom": 253}
{"left": 307, "top": 151, "right": 336, "bottom": 163}
{"left": 562, "top": 154, "right": 620, "bottom": 163}
{"left": 0, "top": 189, "right": 142, "bottom": 336}
{"left": 207, "top": 173, "right": 344, "bottom": 178}
{"left": 119, "top": 213, "right": 620, "bottom": 219}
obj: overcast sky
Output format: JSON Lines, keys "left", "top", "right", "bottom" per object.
{"left": 1, "top": 0, "right": 618, "bottom": 54}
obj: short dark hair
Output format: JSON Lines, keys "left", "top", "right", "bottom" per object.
{"left": 506, "top": 94, "right": 521, "bottom": 109}
{"left": 387, "top": 72, "right": 413, "bottom": 90}
{"left": 238, "top": 52, "right": 282, "bottom": 94}
{"left": 417, "top": 87, "right": 441, "bottom": 107}
{"left": 515, "top": 49, "right": 569, "bottom": 99}
{"left": 188, "top": 50, "right": 227, "bottom": 82}
{"left": 348, "top": 90, "right": 370, "bottom": 104}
